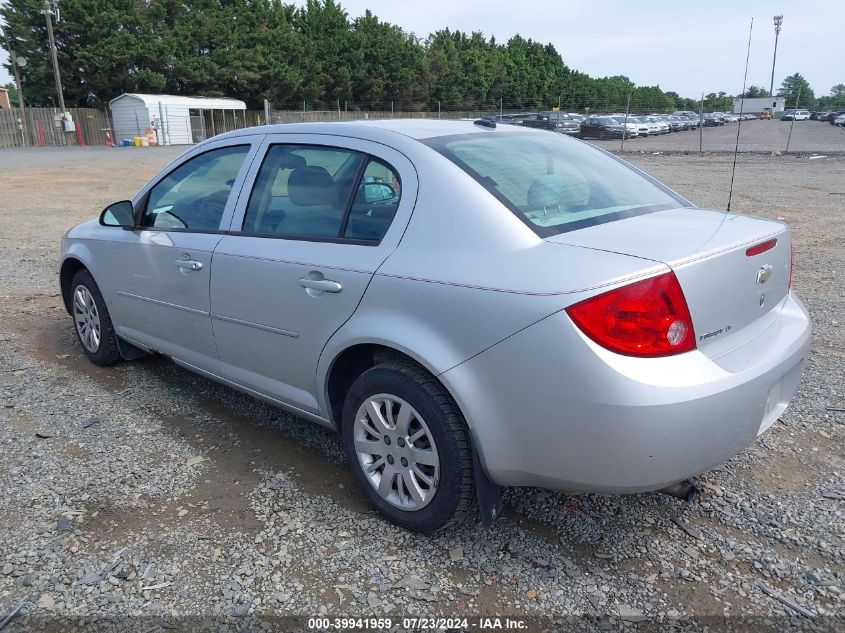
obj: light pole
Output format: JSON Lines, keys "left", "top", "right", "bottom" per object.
{"left": 42, "top": 0, "right": 67, "bottom": 130}
{"left": 769, "top": 15, "right": 783, "bottom": 97}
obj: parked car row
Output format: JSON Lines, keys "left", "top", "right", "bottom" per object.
{"left": 781, "top": 109, "right": 811, "bottom": 121}
{"left": 577, "top": 112, "right": 737, "bottom": 139}
{"left": 807, "top": 110, "right": 845, "bottom": 125}
{"left": 482, "top": 108, "right": 822, "bottom": 139}
{"left": 519, "top": 111, "right": 582, "bottom": 135}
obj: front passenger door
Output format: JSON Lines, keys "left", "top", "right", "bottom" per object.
{"left": 107, "top": 140, "right": 257, "bottom": 371}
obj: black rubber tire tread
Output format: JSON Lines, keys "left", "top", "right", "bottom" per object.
{"left": 341, "top": 360, "right": 476, "bottom": 533}
{"left": 71, "top": 269, "right": 121, "bottom": 366}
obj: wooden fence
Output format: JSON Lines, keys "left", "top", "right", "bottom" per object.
{"left": 0, "top": 107, "right": 268, "bottom": 148}
{"left": 0, "top": 107, "right": 115, "bottom": 148}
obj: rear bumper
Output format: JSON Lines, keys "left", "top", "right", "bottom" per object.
{"left": 442, "top": 292, "right": 811, "bottom": 493}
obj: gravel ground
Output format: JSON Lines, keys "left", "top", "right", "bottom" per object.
{"left": 0, "top": 146, "right": 843, "bottom": 632}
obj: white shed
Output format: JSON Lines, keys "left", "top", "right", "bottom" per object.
{"left": 109, "top": 93, "right": 248, "bottom": 145}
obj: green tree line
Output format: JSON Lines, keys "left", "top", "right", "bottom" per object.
{"left": 3, "top": 0, "right": 842, "bottom": 114}
{"left": 0, "top": 0, "right": 676, "bottom": 111}
{"left": 739, "top": 76, "right": 845, "bottom": 111}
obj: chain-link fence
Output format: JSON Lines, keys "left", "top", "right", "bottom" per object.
{"left": 2, "top": 97, "right": 842, "bottom": 152}
{"left": 261, "top": 97, "right": 845, "bottom": 154}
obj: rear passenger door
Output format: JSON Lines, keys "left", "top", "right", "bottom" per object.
{"left": 209, "top": 135, "right": 417, "bottom": 414}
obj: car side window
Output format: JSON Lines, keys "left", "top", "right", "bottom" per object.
{"left": 243, "top": 144, "right": 365, "bottom": 239}
{"left": 141, "top": 145, "right": 249, "bottom": 231}
{"left": 344, "top": 158, "right": 402, "bottom": 241}
{"left": 243, "top": 145, "right": 401, "bottom": 243}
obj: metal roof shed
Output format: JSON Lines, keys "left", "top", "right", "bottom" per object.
{"left": 109, "top": 94, "right": 247, "bottom": 145}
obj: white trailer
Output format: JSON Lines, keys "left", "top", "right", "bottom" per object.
{"left": 109, "top": 93, "right": 247, "bottom": 145}
{"left": 732, "top": 96, "right": 786, "bottom": 114}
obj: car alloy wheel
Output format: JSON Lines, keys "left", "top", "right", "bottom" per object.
{"left": 342, "top": 361, "right": 476, "bottom": 531}
{"left": 69, "top": 269, "right": 122, "bottom": 366}
{"left": 352, "top": 393, "right": 440, "bottom": 511}
{"left": 73, "top": 284, "right": 102, "bottom": 353}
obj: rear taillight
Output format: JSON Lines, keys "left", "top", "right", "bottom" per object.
{"left": 566, "top": 272, "right": 696, "bottom": 357}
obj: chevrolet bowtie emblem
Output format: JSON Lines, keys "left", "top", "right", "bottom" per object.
{"left": 756, "top": 264, "right": 774, "bottom": 284}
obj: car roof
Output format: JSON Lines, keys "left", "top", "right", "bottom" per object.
{"left": 212, "top": 118, "right": 547, "bottom": 144}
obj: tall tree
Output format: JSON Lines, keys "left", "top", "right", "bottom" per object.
{"left": 702, "top": 92, "right": 732, "bottom": 112}
{"left": 351, "top": 11, "right": 427, "bottom": 106}
{"left": 292, "top": 0, "right": 361, "bottom": 105}
{"left": 816, "top": 83, "right": 845, "bottom": 110}
{"left": 777, "top": 73, "right": 815, "bottom": 108}
{"left": 1, "top": 0, "right": 59, "bottom": 106}
{"left": 741, "top": 85, "right": 768, "bottom": 98}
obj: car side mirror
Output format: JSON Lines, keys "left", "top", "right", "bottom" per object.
{"left": 362, "top": 182, "right": 397, "bottom": 204}
{"left": 99, "top": 200, "right": 135, "bottom": 229}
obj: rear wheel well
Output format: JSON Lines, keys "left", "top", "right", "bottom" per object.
{"left": 60, "top": 258, "right": 87, "bottom": 314}
{"left": 326, "top": 344, "right": 427, "bottom": 427}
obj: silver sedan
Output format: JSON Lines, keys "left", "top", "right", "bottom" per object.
{"left": 59, "top": 120, "right": 811, "bottom": 532}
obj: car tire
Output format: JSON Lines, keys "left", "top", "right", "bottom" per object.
{"left": 599, "top": 130, "right": 608, "bottom": 140}
{"left": 70, "top": 269, "right": 121, "bottom": 366}
{"left": 341, "top": 361, "right": 476, "bottom": 533}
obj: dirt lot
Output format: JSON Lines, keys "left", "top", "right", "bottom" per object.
{"left": 589, "top": 118, "right": 845, "bottom": 153}
{"left": 0, "top": 145, "right": 843, "bottom": 631}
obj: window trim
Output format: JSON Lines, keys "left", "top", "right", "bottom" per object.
{"left": 238, "top": 142, "right": 402, "bottom": 246}
{"left": 135, "top": 143, "right": 253, "bottom": 234}
{"left": 337, "top": 157, "right": 369, "bottom": 239}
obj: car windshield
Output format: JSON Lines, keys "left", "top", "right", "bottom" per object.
{"left": 423, "top": 132, "right": 684, "bottom": 236}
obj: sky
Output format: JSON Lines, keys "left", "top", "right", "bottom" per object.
{"left": 1, "top": 0, "right": 839, "bottom": 100}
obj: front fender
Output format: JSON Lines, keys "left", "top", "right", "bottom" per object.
{"left": 59, "top": 222, "right": 113, "bottom": 313}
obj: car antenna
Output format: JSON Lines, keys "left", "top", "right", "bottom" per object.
{"left": 726, "top": 17, "right": 754, "bottom": 213}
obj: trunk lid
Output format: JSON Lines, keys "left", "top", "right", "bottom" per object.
{"left": 546, "top": 208, "right": 791, "bottom": 350}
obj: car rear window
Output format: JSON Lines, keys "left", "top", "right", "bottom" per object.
{"left": 423, "top": 132, "right": 685, "bottom": 236}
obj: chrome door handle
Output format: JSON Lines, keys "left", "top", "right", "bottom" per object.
{"left": 299, "top": 278, "right": 342, "bottom": 293}
{"left": 176, "top": 259, "right": 203, "bottom": 271}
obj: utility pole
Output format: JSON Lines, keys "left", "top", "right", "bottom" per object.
{"left": 769, "top": 15, "right": 783, "bottom": 97}
{"left": 2, "top": 25, "right": 28, "bottom": 145}
{"left": 785, "top": 86, "right": 800, "bottom": 153}
{"left": 43, "top": 1, "right": 66, "bottom": 112}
